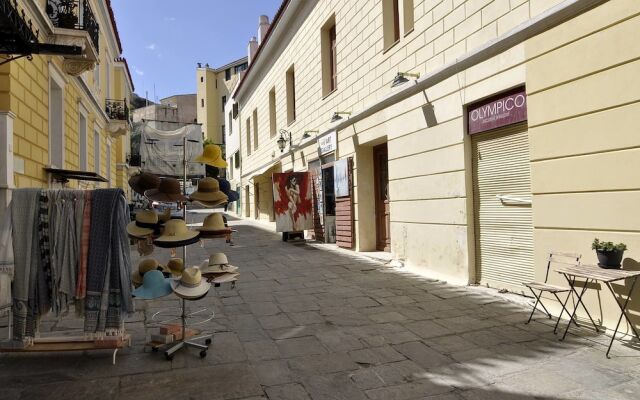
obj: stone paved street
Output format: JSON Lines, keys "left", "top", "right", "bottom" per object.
{"left": 1, "top": 215, "right": 639, "bottom": 400}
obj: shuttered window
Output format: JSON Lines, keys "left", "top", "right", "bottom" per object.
{"left": 472, "top": 123, "right": 534, "bottom": 289}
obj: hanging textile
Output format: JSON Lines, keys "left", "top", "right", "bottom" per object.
{"left": 84, "top": 189, "right": 133, "bottom": 335}
{"left": 139, "top": 123, "right": 205, "bottom": 177}
{"left": 76, "top": 191, "right": 92, "bottom": 300}
{"left": 0, "top": 206, "right": 14, "bottom": 317}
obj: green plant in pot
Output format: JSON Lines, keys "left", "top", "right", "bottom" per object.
{"left": 592, "top": 238, "right": 627, "bottom": 269}
{"left": 56, "top": 0, "right": 78, "bottom": 29}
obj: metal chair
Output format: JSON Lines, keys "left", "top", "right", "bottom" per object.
{"left": 524, "top": 252, "right": 599, "bottom": 334}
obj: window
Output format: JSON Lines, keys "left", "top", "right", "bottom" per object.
{"left": 269, "top": 88, "right": 276, "bottom": 138}
{"left": 221, "top": 96, "right": 226, "bottom": 112}
{"left": 201, "top": 99, "right": 204, "bottom": 108}
{"left": 403, "top": 0, "right": 414, "bottom": 34}
{"left": 234, "top": 63, "right": 248, "bottom": 74}
{"left": 246, "top": 117, "right": 252, "bottom": 155}
{"left": 234, "top": 152, "right": 240, "bottom": 168}
{"left": 321, "top": 17, "right": 337, "bottom": 96}
{"left": 233, "top": 103, "right": 239, "bottom": 118}
{"left": 383, "top": 0, "right": 400, "bottom": 50}
{"left": 94, "top": 130, "right": 100, "bottom": 174}
{"left": 286, "top": 66, "right": 296, "bottom": 124}
{"left": 228, "top": 111, "right": 233, "bottom": 134}
{"left": 229, "top": 157, "right": 233, "bottom": 179}
{"left": 79, "top": 111, "right": 87, "bottom": 170}
{"left": 222, "top": 125, "right": 226, "bottom": 137}
{"left": 225, "top": 68, "right": 231, "bottom": 81}
{"left": 252, "top": 108, "right": 258, "bottom": 151}
{"left": 49, "top": 69, "right": 65, "bottom": 168}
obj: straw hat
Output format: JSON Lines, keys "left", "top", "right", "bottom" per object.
{"left": 171, "top": 267, "right": 211, "bottom": 299}
{"left": 127, "top": 209, "right": 160, "bottom": 238}
{"left": 209, "top": 272, "right": 239, "bottom": 284}
{"left": 194, "top": 144, "right": 228, "bottom": 168}
{"left": 132, "top": 270, "right": 173, "bottom": 299}
{"left": 197, "top": 213, "right": 227, "bottom": 232}
{"left": 131, "top": 259, "right": 162, "bottom": 287}
{"left": 189, "top": 178, "right": 228, "bottom": 204}
{"left": 153, "top": 219, "right": 200, "bottom": 248}
{"left": 157, "top": 208, "right": 172, "bottom": 223}
{"left": 163, "top": 258, "right": 185, "bottom": 278}
{"left": 128, "top": 172, "right": 160, "bottom": 196}
{"left": 144, "top": 177, "right": 188, "bottom": 203}
{"left": 200, "top": 253, "right": 238, "bottom": 275}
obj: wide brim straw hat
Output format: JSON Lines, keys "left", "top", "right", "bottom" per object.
{"left": 200, "top": 263, "right": 238, "bottom": 275}
{"left": 194, "top": 144, "right": 228, "bottom": 168}
{"left": 145, "top": 177, "right": 188, "bottom": 202}
{"left": 190, "top": 198, "right": 228, "bottom": 208}
{"left": 127, "top": 209, "right": 160, "bottom": 238}
{"left": 132, "top": 259, "right": 161, "bottom": 286}
{"left": 189, "top": 178, "right": 228, "bottom": 203}
{"left": 154, "top": 219, "right": 200, "bottom": 247}
{"left": 129, "top": 172, "right": 160, "bottom": 196}
{"left": 197, "top": 213, "right": 227, "bottom": 232}
{"left": 209, "top": 272, "right": 239, "bottom": 284}
{"left": 157, "top": 208, "right": 172, "bottom": 223}
{"left": 171, "top": 267, "right": 211, "bottom": 299}
{"left": 132, "top": 270, "right": 173, "bottom": 300}
{"left": 164, "top": 257, "right": 185, "bottom": 278}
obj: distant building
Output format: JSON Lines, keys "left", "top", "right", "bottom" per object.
{"left": 132, "top": 94, "right": 197, "bottom": 131}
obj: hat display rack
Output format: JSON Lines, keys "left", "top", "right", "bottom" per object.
{"left": 129, "top": 138, "right": 238, "bottom": 361}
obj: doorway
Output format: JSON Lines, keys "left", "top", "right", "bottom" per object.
{"left": 254, "top": 182, "right": 260, "bottom": 219}
{"left": 373, "top": 143, "right": 390, "bottom": 251}
{"left": 322, "top": 166, "right": 336, "bottom": 243}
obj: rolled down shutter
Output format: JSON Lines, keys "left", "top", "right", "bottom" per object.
{"left": 472, "top": 123, "right": 534, "bottom": 289}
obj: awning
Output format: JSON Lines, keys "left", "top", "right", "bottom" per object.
{"left": 45, "top": 168, "right": 108, "bottom": 184}
{"left": 244, "top": 161, "right": 281, "bottom": 180}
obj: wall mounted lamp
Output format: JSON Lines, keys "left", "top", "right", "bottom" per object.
{"left": 277, "top": 129, "right": 292, "bottom": 152}
{"left": 330, "top": 112, "right": 351, "bottom": 123}
{"left": 391, "top": 72, "right": 420, "bottom": 88}
{"left": 303, "top": 130, "right": 319, "bottom": 138}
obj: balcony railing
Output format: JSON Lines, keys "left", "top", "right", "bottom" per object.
{"left": 46, "top": 0, "right": 99, "bottom": 53}
{"left": 106, "top": 99, "right": 129, "bottom": 121}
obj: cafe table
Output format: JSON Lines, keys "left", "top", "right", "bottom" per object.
{"left": 555, "top": 263, "right": 640, "bottom": 358}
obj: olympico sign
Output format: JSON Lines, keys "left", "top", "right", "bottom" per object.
{"left": 468, "top": 87, "right": 527, "bottom": 134}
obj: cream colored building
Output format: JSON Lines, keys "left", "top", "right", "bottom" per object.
{"left": 234, "top": 0, "right": 640, "bottom": 334}
{"left": 0, "top": 0, "right": 135, "bottom": 211}
{"left": 196, "top": 57, "right": 248, "bottom": 146}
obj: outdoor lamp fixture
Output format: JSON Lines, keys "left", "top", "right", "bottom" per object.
{"left": 330, "top": 112, "right": 351, "bottom": 123}
{"left": 303, "top": 130, "right": 319, "bottom": 139}
{"left": 277, "top": 129, "right": 292, "bottom": 152}
{"left": 391, "top": 72, "right": 420, "bottom": 88}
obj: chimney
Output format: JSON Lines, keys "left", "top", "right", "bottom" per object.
{"left": 258, "top": 15, "right": 270, "bottom": 44}
{"left": 248, "top": 36, "right": 258, "bottom": 64}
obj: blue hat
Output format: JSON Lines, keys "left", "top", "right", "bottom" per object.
{"left": 132, "top": 270, "right": 173, "bottom": 299}
{"left": 226, "top": 190, "right": 239, "bottom": 203}
{"left": 216, "top": 177, "right": 231, "bottom": 193}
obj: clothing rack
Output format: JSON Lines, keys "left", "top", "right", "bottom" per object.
{"left": 0, "top": 188, "right": 132, "bottom": 365}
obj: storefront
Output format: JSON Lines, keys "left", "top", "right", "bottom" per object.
{"left": 309, "top": 131, "right": 337, "bottom": 243}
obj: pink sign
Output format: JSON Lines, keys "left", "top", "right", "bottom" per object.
{"left": 468, "top": 87, "right": 527, "bottom": 135}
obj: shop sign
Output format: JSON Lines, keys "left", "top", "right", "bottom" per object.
{"left": 318, "top": 130, "right": 336, "bottom": 155}
{"left": 333, "top": 158, "right": 350, "bottom": 198}
{"left": 468, "top": 87, "right": 527, "bottom": 135}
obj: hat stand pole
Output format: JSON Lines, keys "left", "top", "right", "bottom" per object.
{"left": 157, "top": 135, "right": 212, "bottom": 361}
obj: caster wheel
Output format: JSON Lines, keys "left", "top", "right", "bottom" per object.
{"left": 205, "top": 338, "right": 212, "bottom": 345}
{"left": 151, "top": 347, "right": 159, "bottom": 352}
{"left": 165, "top": 353, "right": 174, "bottom": 361}
{"left": 200, "top": 350, "right": 207, "bottom": 358}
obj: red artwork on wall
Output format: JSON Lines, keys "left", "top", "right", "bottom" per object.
{"left": 272, "top": 172, "right": 313, "bottom": 232}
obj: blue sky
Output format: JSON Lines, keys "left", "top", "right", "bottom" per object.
{"left": 111, "top": 0, "right": 282, "bottom": 101}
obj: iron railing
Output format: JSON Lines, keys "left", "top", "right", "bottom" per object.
{"left": 46, "top": 0, "right": 99, "bottom": 53}
{"left": 106, "top": 98, "right": 129, "bottom": 121}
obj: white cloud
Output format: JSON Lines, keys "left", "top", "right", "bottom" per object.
{"left": 134, "top": 67, "right": 144, "bottom": 76}
{"left": 145, "top": 43, "right": 157, "bottom": 51}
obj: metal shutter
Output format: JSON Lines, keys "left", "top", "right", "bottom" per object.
{"left": 472, "top": 123, "right": 534, "bottom": 290}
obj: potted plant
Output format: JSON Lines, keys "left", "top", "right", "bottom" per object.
{"left": 592, "top": 238, "right": 627, "bottom": 269}
{"left": 56, "top": 0, "right": 78, "bottom": 29}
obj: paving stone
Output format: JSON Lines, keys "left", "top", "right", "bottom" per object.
{"left": 288, "top": 311, "right": 324, "bottom": 325}
{"left": 288, "top": 353, "right": 359, "bottom": 374}
{"left": 276, "top": 336, "right": 328, "bottom": 358}
{"left": 434, "top": 315, "right": 500, "bottom": 334}
{"left": 393, "top": 341, "right": 452, "bottom": 369}
{"left": 250, "top": 359, "right": 297, "bottom": 387}
{"left": 425, "top": 334, "right": 478, "bottom": 353}
{"left": 404, "top": 320, "right": 453, "bottom": 339}
{"left": 264, "top": 383, "right": 311, "bottom": 400}
{"left": 258, "top": 314, "right": 294, "bottom": 330}
{"left": 302, "top": 372, "right": 368, "bottom": 400}
{"left": 349, "top": 360, "right": 427, "bottom": 390}
{"left": 349, "top": 346, "right": 406, "bottom": 366}
{"left": 315, "top": 329, "right": 365, "bottom": 352}
{"left": 243, "top": 339, "right": 280, "bottom": 361}
{"left": 365, "top": 381, "right": 455, "bottom": 400}
{"left": 248, "top": 302, "right": 281, "bottom": 316}
{"left": 368, "top": 311, "right": 407, "bottom": 323}
{"left": 461, "top": 329, "right": 510, "bottom": 347}
{"left": 347, "top": 296, "right": 381, "bottom": 308}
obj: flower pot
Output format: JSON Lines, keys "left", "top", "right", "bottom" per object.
{"left": 596, "top": 249, "right": 624, "bottom": 269}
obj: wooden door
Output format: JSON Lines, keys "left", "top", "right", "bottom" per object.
{"left": 374, "top": 144, "right": 390, "bottom": 251}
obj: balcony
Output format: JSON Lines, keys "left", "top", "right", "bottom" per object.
{"left": 46, "top": 0, "right": 99, "bottom": 75}
{"left": 106, "top": 99, "right": 130, "bottom": 137}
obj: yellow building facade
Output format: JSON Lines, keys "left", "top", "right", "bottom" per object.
{"left": 0, "top": 0, "right": 134, "bottom": 213}
{"left": 234, "top": 0, "right": 640, "bottom": 334}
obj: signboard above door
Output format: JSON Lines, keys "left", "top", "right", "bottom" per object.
{"left": 467, "top": 87, "right": 527, "bottom": 135}
{"left": 318, "top": 130, "right": 337, "bottom": 155}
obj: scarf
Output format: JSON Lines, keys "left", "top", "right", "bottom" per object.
{"left": 84, "top": 189, "right": 133, "bottom": 335}
{"left": 0, "top": 205, "right": 14, "bottom": 317}
{"left": 10, "top": 189, "right": 41, "bottom": 341}
{"left": 76, "top": 191, "right": 92, "bottom": 299}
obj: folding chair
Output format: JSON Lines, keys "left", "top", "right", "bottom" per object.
{"left": 524, "top": 252, "right": 599, "bottom": 334}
